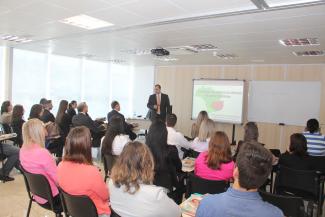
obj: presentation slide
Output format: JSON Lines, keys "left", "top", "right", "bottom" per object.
{"left": 192, "top": 80, "right": 244, "bottom": 124}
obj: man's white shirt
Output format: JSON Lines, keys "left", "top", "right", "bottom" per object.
{"left": 167, "top": 126, "right": 191, "bottom": 159}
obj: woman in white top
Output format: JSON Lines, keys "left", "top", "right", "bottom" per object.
{"left": 109, "top": 141, "right": 181, "bottom": 217}
{"left": 101, "top": 116, "right": 130, "bottom": 156}
{"left": 191, "top": 119, "right": 216, "bottom": 152}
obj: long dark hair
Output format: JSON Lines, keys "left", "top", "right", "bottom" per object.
{"left": 56, "top": 100, "right": 68, "bottom": 124}
{"left": 68, "top": 100, "right": 77, "bottom": 110}
{"left": 145, "top": 120, "right": 169, "bottom": 171}
{"left": 101, "top": 116, "right": 125, "bottom": 155}
{"left": 289, "top": 133, "right": 308, "bottom": 157}
{"left": 11, "top": 105, "right": 24, "bottom": 123}
{"left": 1, "top": 101, "right": 11, "bottom": 114}
{"left": 29, "top": 104, "right": 43, "bottom": 120}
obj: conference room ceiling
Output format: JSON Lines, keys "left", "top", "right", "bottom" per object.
{"left": 0, "top": 0, "right": 325, "bottom": 65}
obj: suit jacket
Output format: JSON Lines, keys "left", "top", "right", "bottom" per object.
{"left": 147, "top": 93, "right": 170, "bottom": 121}
{"left": 107, "top": 110, "right": 137, "bottom": 140}
{"left": 41, "top": 109, "right": 55, "bottom": 123}
{"left": 72, "top": 113, "right": 103, "bottom": 134}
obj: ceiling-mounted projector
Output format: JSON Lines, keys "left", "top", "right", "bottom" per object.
{"left": 151, "top": 47, "right": 170, "bottom": 56}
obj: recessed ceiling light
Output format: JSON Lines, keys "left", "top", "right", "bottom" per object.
{"left": 120, "top": 49, "right": 151, "bottom": 55}
{"left": 1, "top": 34, "right": 33, "bottom": 43}
{"left": 293, "top": 50, "right": 324, "bottom": 56}
{"left": 188, "top": 44, "right": 219, "bottom": 51}
{"left": 213, "top": 53, "right": 238, "bottom": 59}
{"left": 60, "top": 14, "right": 114, "bottom": 30}
{"left": 279, "top": 38, "right": 319, "bottom": 46}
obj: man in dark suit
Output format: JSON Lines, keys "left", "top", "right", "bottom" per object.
{"left": 72, "top": 102, "right": 105, "bottom": 147}
{"left": 147, "top": 84, "right": 171, "bottom": 122}
{"left": 107, "top": 101, "right": 137, "bottom": 140}
{"left": 40, "top": 99, "right": 55, "bottom": 123}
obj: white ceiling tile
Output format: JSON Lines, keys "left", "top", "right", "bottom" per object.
{"left": 170, "top": 0, "right": 257, "bottom": 14}
{"left": 47, "top": 0, "right": 112, "bottom": 14}
{"left": 120, "top": 0, "right": 188, "bottom": 21}
{"left": 89, "top": 6, "right": 147, "bottom": 26}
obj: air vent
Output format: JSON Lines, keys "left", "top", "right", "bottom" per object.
{"left": 189, "top": 44, "right": 218, "bottom": 51}
{"left": 279, "top": 38, "right": 319, "bottom": 46}
{"left": 293, "top": 50, "right": 324, "bottom": 56}
{"left": 1, "top": 34, "right": 33, "bottom": 43}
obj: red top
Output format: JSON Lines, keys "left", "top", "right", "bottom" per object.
{"left": 57, "top": 161, "right": 110, "bottom": 215}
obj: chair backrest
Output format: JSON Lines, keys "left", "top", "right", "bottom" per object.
{"left": 275, "top": 165, "right": 321, "bottom": 201}
{"left": 103, "top": 154, "right": 118, "bottom": 175}
{"left": 20, "top": 165, "right": 55, "bottom": 208}
{"left": 187, "top": 149, "right": 200, "bottom": 158}
{"left": 187, "top": 173, "right": 229, "bottom": 196}
{"left": 269, "top": 149, "right": 281, "bottom": 158}
{"left": 259, "top": 190, "right": 305, "bottom": 217}
{"left": 308, "top": 156, "right": 325, "bottom": 173}
{"left": 59, "top": 187, "right": 98, "bottom": 217}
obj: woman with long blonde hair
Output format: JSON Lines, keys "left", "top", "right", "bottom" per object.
{"left": 20, "top": 118, "right": 62, "bottom": 211}
{"left": 191, "top": 110, "right": 209, "bottom": 138}
{"left": 191, "top": 118, "right": 216, "bottom": 152}
{"left": 109, "top": 141, "right": 181, "bottom": 217}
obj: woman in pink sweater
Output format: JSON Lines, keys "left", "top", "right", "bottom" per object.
{"left": 20, "top": 119, "right": 62, "bottom": 211}
{"left": 195, "top": 131, "right": 234, "bottom": 181}
{"left": 57, "top": 126, "right": 110, "bottom": 217}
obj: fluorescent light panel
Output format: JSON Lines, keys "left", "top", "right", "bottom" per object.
{"left": 293, "top": 50, "right": 325, "bottom": 56}
{"left": 265, "top": 0, "right": 320, "bottom": 7}
{"left": 60, "top": 14, "right": 114, "bottom": 30}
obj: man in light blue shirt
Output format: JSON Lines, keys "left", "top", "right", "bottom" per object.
{"left": 196, "top": 142, "right": 283, "bottom": 217}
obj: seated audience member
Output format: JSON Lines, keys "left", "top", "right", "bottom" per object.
{"left": 40, "top": 99, "right": 55, "bottom": 123}
{"left": 279, "top": 133, "right": 313, "bottom": 170}
{"left": 55, "top": 100, "right": 71, "bottom": 139}
{"left": 109, "top": 141, "right": 181, "bottom": 217}
{"left": 196, "top": 142, "right": 283, "bottom": 217}
{"left": 58, "top": 126, "right": 110, "bottom": 217}
{"left": 234, "top": 122, "right": 265, "bottom": 160}
{"left": 0, "top": 105, "right": 20, "bottom": 180}
{"left": 11, "top": 104, "right": 25, "bottom": 147}
{"left": 29, "top": 104, "right": 44, "bottom": 120}
{"left": 101, "top": 116, "right": 130, "bottom": 156}
{"left": 67, "top": 100, "right": 77, "bottom": 118}
{"left": 190, "top": 119, "right": 216, "bottom": 153}
{"left": 19, "top": 119, "right": 62, "bottom": 211}
{"left": 107, "top": 101, "right": 136, "bottom": 140}
{"left": 0, "top": 100, "right": 13, "bottom": 125}
{"left": 146, "top": 120, "right": 184, "bottom": 204}
{"left": 191, "top": 110, "right": 209, "bottom": 139}
{"left": 303, "top": 118, "right": 325, "bottom": 156}
{"left": 195, "top": 131, "right": 234, "bottom": 181}
{"left": 166, "top": 113, "right": 191, "bottom": 159}
{"left": 72, "top": 102, "right": 105, "bottom": 147}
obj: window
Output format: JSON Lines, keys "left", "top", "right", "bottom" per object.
{"left": 132, "top": 66, "right": 155, "bottom": 118}
{"left": 11, "top": 48, "right": 155, "bottom": 120}
{"left": 0, "top": 47, "right": 4, "bottom": 103}
{"left": 12, "top": 49, "right": 47, "bottom": 117}
{"left": 82, "top": 59, "right": 110, "bottom": 118}
{"left": 49, "top": 54, "right": 82, "bottom": 115}
{"left": 110, "top": 64, "right": 133, "bottom": 117}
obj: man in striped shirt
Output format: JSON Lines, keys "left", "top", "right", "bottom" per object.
{"left": 303, "top": 119, "right": 325, "bottom": 156}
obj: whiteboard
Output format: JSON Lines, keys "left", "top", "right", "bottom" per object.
{"left": 248, "top": 81, "right": 321, "bottom": 126}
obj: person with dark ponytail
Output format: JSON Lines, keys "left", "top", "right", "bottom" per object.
{"left": 303, "top": 119, "right": 325, "bottom": 156}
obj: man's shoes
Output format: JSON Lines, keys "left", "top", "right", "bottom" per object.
{"left": 0, "top": 175, "right": 15, "bottom": 182}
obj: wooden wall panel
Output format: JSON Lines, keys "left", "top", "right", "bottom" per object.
{"left": 156, "top": 64, "right": 325, "bottom": 151}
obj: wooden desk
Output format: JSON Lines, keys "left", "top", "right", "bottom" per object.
{"left": 0, "top": 133, "right": 17, "bottom": 142}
